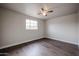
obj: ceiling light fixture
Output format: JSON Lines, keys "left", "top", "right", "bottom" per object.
{"left": 38, "top": 5, "right": 53, "bottom": 16}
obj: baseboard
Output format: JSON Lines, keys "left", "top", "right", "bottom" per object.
{"left": 0, "top": 37, "right": 44, "bottom": 49}
{"left": 0, "top": 37, "right": 78, "bottom": 50}
{"left": 46, "top": 37, "right": 78, "bottom": 46}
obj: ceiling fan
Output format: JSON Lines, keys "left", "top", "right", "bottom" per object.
{"left": 38, "top": 6, "right": 53, "bottom": 16}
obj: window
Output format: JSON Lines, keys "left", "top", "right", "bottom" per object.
{"left": 26, "top": 19, "right": 38, "bottom": 30}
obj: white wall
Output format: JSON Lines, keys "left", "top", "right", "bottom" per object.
{"left": 78, "top": 10, "right": 79, "bottom": 46}
{"left": 0, "top": 20, "right": 1, "bottom": 40}
{"left": 0, "top": 11, "right": 1, "bottom": 46}
{"left": 0, "top": 7, "right": 78, "bottom": 49}
{"left": 0, "top": 8, "right": 44, "bottom": 49}
{"left": 46, "top": 13, "right": 78, "bottom": 45}
{"left": 0, "top": 9, "right": 3, "bottom": 47}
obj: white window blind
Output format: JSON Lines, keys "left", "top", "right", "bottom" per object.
{"left": 26, "top": 19, "right": 38, "bottom": 30}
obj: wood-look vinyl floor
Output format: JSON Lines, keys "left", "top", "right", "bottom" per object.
{"left": 0, "top": 38, "right": 79, "bottom": 56}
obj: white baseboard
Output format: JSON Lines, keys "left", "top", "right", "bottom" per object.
{"left": 0, "top": 37, "right": 43, "bottom": 49}
{"left": 0, "top": 37, "right": 78, "bottom": 49}
{"left": 47, "top": 37, "right": 78, "bottom": 46}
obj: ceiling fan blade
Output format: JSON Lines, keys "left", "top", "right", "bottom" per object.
{"left": 48, "top": 10, "right": 53, "bottom": 12}
{"left": 41, "top": 8, "right": 44, "bottom": 11}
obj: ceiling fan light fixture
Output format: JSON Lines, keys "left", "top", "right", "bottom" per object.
{"left": 42, "top": 12, "right": 47, "bottom": 16}
{"left": 38, "top": 5, "right": 53, "bottom": 16}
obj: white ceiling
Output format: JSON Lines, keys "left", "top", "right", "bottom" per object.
{"left": 0, "top": 3, "right": 78, "bottom": 20}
